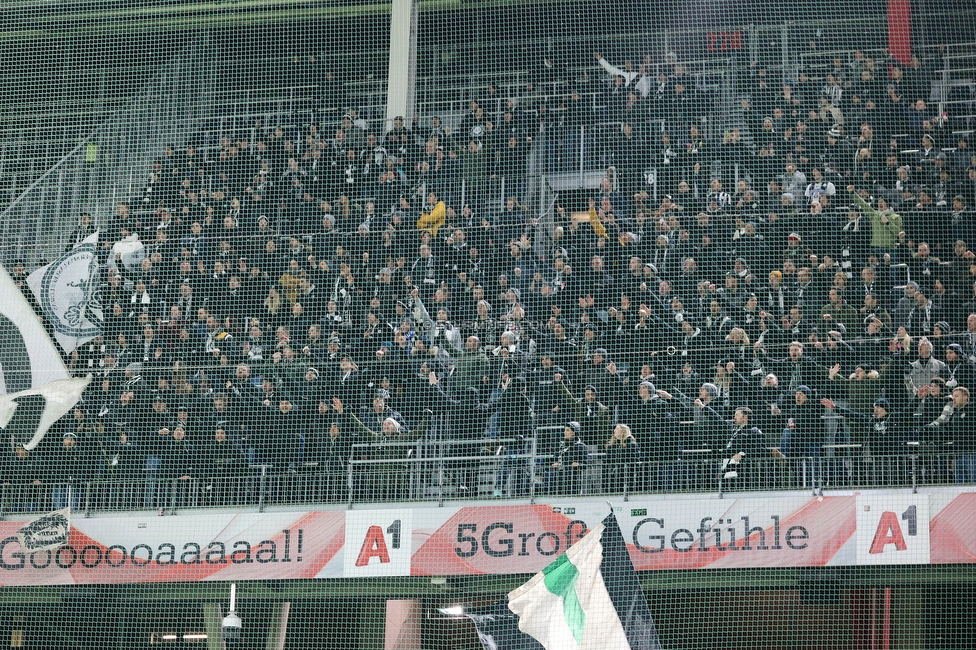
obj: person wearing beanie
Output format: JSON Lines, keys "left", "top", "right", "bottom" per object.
{"left": 688, "top": 382, "right": 729, "bottom": 452}
{"left": 777, "top": 385, "right": 826, "bottom": 480}
{"left": 944, "top": 343, "right": 976, "bottom": 391}
{"left": 821, "top": 394, "right": 915, "bottom": 461}
{"left": 550, "top": 421, "right": 588, "bottom": 496}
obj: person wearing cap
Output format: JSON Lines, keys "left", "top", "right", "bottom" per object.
{"left": 551, "top": 421, "right": 589, "bottom": 496}
{"left": 893, "top": 281, "right": 921, "bottom": 329}
{"left": 778, "top": 385, "right": 826, "bottom": 472}
{"left": 629, "top": 380, "right": 674, "bottom": 465}
{"left": 822, "top": 124, "right": 853, "bottom": 169}
{"left": 914, "top": 377, "right": 949, "bottom": 428}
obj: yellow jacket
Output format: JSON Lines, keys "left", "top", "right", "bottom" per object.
{"left": 417, "top": 201, "right": 447, "bottom": 237}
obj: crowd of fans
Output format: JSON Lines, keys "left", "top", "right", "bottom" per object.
{"left": 4, "top": 42, "right": 976, "bottom": 511}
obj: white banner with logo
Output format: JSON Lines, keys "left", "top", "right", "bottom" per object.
{"left": 26, "top": 232, "right": 103, "bottom": 353}
{"left": 16, "top": 508, "right": 71, "bottom": 554}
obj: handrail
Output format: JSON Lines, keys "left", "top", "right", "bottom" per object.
{"left": 0, "top": 447, "right": 968, "bottom": 518}
{"left": 0, "top": 31, "right": 212, "bottom": 224}
{"left": 0, "top": 127, "right": 101, "bottom": 219}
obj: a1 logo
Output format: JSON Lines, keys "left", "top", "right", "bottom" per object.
{"left": 343, "top": 510, "right": 413, "bottom": 577}
{"left": 855, "top": 495, "right": 930, "bottom": 565}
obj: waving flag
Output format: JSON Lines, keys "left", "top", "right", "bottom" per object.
{"left": 469, "top": 513, "right": 661, "bottom": 650}
{"left": 16, "top": 508, "right": 71, "bottom": 554}
{"left": 0, "top": 265, "right": 72, "bottom": 394}
{"left": 0, "top": 376, "right": 92, "bottom": 450}
{"left": 26, "top": 231, "right": 103, "bottom": 353}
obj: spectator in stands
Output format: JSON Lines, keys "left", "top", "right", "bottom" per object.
{"left": 21, "top": 32, "right": 976, "bottom": 514}
{"left": 924, "top": 386, "right": 976, "bottom": 482}
{"left": 715, "top": 406, "right": 768, "bottom": 489}
{"left": 551, "top": 421, "right": 588, "bottom": 495}
{"left": 603, "top": 423, "right": 643, "bottom": 493}
{"left": 778, "top": 384, "right": 825, "bottom": 466}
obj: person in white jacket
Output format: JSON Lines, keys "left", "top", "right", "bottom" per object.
{"left": 594, "top": 52, "right": 652, "bottom": 97}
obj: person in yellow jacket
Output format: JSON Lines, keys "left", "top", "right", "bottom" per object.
{"left": 417, "top": 195, "right": 447, "bottom": 237}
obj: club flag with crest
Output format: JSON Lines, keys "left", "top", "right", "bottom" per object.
{"left": 26, "top": 231, "right": 102, "bottom": 353}
{"left": 468, "top": 513, "right": 662, "bottom": 650}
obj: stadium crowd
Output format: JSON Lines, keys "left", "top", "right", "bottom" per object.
{"left": 4, "top": 42, "right": 976, "bottom": 510}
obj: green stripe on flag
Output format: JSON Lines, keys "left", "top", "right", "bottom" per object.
{"left": 542, "top": 550, "right": 586, "bottom": 643}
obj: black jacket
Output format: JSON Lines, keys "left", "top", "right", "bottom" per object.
{"left": 555, "top": 438, "right": 588, "bottom": 469}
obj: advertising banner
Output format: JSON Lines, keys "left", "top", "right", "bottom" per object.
{"left": 0, "top": 492, "right": 973, "bottom": 585}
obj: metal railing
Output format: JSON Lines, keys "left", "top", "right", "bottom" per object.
{"left": 0, "top": 30, "right": 217, "bottom": 263}
{"left": 1, "top": 444, "right": 970, "bottom": 518}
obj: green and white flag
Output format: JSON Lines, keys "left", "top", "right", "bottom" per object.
{"left": 469, "top": 513, "right": 660, "bottom": 650}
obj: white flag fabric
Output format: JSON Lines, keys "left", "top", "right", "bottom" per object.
{"left": 507, "top": 523, "right": 629, "bottom": 650}
{"left": 0, "top": 265, "right": 71, "bottom": 394}
{"left": 107, "top": 236, "right": 145, "bottom": 275}
{"left": 16, "top": 508, "right": 71, "bottom": 554}
{"left": 26, "top": 231, "right": 102, "bottom": 353}
{"left": 0, "top": 376, "right": 92, "bottom": 450}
